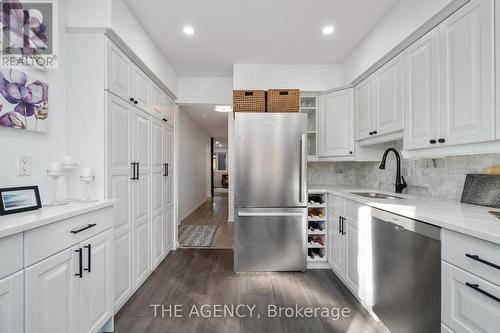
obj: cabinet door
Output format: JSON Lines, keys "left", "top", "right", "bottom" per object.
{"left": 318, "top": 89, "right": 354, "bottom": 157}
{"left": 106, "top": 39, "right": 130, "bottom": 101}
{"left": 132, "top": 109, "right": 151, "bottom": 287}
{"left": 442, "top": 261, "right": 500, "bottom": 333}
{"left": 355, "top": 77, "right": 375, "bottom": 140}
{"left": 130, "top": 65, "right": 150, "bottom": 112}
{"left": 404, "top": 30, "right": 440, "bottom": 150}
{"left": 150, "top": 82, "right": 163, "bottom": 120}
{"left": 163, "top": 95, "right": 174, "bottom": 125}
{"left": 164, "top": 125, "right": 174, "bottom": 208}
{"left": 112, "top": 229, "right": 132, "bottom": 312}
{"left": 344, "top": 218, "right": 359, "bottom": 296}
{"left": 439, "top": 0, "right": 494, "bottom": 146}
{"left": 329, "top": 210, "right": 345, "bottom": 278}
{"left": 25, "top": 246, "right": 79, "bottom": 333}
{"left": 151, "top": 118, "right": 165, "bottom": 269}
{"left": 375, "top": 55, "right": 404, "bottom": 136}
{"left": 80, "top": 230, "right": 112, "bottom": 333}
{"left": 0, "top": 271, "right": 23, "bottom": 333}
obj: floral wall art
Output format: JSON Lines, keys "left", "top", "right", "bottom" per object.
{"left": 0, "top": 69, "right": 49, "bottom": 132}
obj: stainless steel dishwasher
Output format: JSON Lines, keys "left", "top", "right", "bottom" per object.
{"left": 371, "top": 208, "right": 441, "bottom": 333}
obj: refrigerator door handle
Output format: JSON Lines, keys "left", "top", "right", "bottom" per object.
{"left": 238, "top": 212, "right": 305, "bottom": 217}
{"left": 299, "top": 134, "right": 306, "bottom": 204}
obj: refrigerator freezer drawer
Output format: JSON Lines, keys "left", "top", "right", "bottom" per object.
{"left": 235, "top": 208, "right": 307, "bottom": 272}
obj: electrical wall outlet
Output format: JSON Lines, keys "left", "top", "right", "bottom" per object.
{"left": 17, "top": 155, "right": 32, "bottom": 176}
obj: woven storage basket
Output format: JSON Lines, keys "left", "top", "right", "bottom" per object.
{"left": 233, "top": 90, "right": 266, "bottom": 112}
{"left": 267, "top": 89, "right": 300, "bottom": 112}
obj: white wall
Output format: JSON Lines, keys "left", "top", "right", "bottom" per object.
{"left": 233, "top": 64, "right": 343, "bottom": 91}
{"left": 342, "top": 0, "right": 453, "bottom": 84}
{"left": 177, "top": 77, "right": 233, "bottom": 104}
{"left": 110, "top": 0, "right": 178, "bottom": 95}
{"left": 178, "top": 109, "right": 211, "bottom": 221}
{"left": 0, "top": 0, "right": 69, "bottom": 203}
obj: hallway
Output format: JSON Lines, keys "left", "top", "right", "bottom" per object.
{"left": 179, "top": 194, "right": 234, "bottom": 248}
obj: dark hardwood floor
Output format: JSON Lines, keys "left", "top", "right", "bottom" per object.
{"left": 114, "top": 249, "right": 387, "bottom": 333}
{"left": 180, "top": 194, "right": 233, "bottom": 248}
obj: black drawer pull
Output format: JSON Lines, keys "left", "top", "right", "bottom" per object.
{"left": 70, "top": 223, "right": 97, "bottom": 234}
{"left": 75, "top": 248, "right": 83, "bottom": 278}
{"left": 429, "top": 139, "right": 437, "bottom": 144}
{"left": 338, "top": 216, "right": 342, "bottom": 234}
{"left": 84, "top": 244, "right": 92, "bottom": 273}
{"left": 466, "top": 282, "right": 500, "bottom": 303}
{"left": 162, "top": 118, "right": 168, "bottom": 122}
{"left": 341, "top": 217, "right": 346, "bottom": 235}
{"left": 466, "top": 253, "right": 500, "bottom": 270}
{"left": 372, "top": 130, "right": 377, "bottom": 135}
{"left": 438, "top": 138, "right": 445, "bottom": 143}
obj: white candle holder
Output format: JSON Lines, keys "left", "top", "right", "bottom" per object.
{"left": 78, "top": 175, "right": 98, "bottom": 203}
{"left": 45, "top": 169, "right": 68, "bottom": 206}
{"left": 62, "top": 162, "right": 77, "bottom": 202}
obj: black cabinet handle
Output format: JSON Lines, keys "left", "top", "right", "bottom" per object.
{"left": 341, "top": 217, "right": 346, "bottom": 235}
{"left": 75, "top": 248, "right": 83, "bottom": 278}
{"left": 134, "top": 101, "right": 138, "bottom": 105}
{"left": 338, "top": 216, "right": 342, "bottom": 234}
{"left": 84, "top": 244, "right": 91, "bottom": 273}
{"left": 131, "top": 162, "right": 136, "bottom": 180}
{"left": 466, "top": 282, "right": 500, "bottom": 303}
{"left": 166, "top": 163, "right": 169, "bottom": 176}
{"left": 136, "top": 162, "right": 140, "bottom": 180}
{"left": 162, "top": 118, "right": 168, "bottom": 123}
{"left": 163, "top": 163, "right": 167, "bottom": 177}
{"left": 466, "top": 253, "right": 500, "bottom": 270}
{"left": 372, "top": 130, "right": 378, "bottom": 135}
{"left": 369, "top": 132, "right": 373, "bottom": 135}
{"left": 70, "top": 223, "right": 97, "bottom": 234}
{"left": 130, "top": 97, "right": 134, "bottom": 102}
{"left": 430, "top": 139, "right": 437, "bottom": 144}
{"left": 349, "top": 151, "right": 353, "bottom": 155}
{"left": 438, "top": 138, "right": 445, "bottom": 143}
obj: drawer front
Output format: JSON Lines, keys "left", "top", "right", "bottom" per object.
{"left": 442, "top": 261, "right": 500, "bottom": 333}
{"left": 0, "top": 233, "right": 23, "bottom": 279}
{"left": 24, "top": 207, "right": 113, "bottom": 267}
{"left": 442, "top": 229, "right": 500, "bottom": 286}
{"left": 328, "top": 194, "right": 345, "bottom": 213}
{"left": 344, "top": 199, "right": 370, "bottom": 220}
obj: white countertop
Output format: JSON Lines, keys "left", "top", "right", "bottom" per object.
{"left": 0, "top": 200, "right": 115, "bottom": 239}
{"left": 309, "top": 185, "right": 500, "bottom": 245}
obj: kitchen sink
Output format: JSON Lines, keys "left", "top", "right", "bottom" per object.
{"left": 350, "top": 192, "right": 405, "bottom": 200}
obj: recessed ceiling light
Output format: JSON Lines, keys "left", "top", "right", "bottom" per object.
{"left": 183, "top": 26, "right": 195, "bottom": 35}
{"left": 322, "top": 25, "right": 335, "bottom": 35}
{"left": 214, "top": 105, "right": 232, "bottom": 113}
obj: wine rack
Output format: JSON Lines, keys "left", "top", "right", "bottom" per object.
{"left": 307, "top": 191, "right": 327, "bottom": 266}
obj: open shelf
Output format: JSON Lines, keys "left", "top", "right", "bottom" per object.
{"left": 307, "top": 192, "right": 327, "bottom": 268}
{"left": 307, "top": 256, "right": 327, "bottom": 262}
{"left": 308, "top": 230, "right": 326, "bottom": 235}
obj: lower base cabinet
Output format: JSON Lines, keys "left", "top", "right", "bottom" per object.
{"left": 25, "top": 229, "right": 112, "bottom": 333}
{"left": 0, "top": 270, "right": 24, "bottom": 333}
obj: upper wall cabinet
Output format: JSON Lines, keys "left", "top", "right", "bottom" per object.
{"left": 355, "top": 55, "right": 404, "bottom": 143}
{"left": 404, "top": 30, "right": 440, "bottom": 150}
{"left": 318, "top": 89, "right": 354, "bottom": 157}
{"left": 404, "top": 0, "right": 495, "bottom": 152}
{"left": 106, "top": 41, "right": 130, "bottom": 101}
{"left": 130, "top": 65, "right": 150, "bottom": 112}
{"left": 438, "top": 0, "right": 494, "bottom": 146}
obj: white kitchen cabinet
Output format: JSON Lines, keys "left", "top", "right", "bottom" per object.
{"left": 164, "top": 125, "right": 174, "bottom": 251}
{"left": 132, "top": 109, "right": 152, "bottom": 287}
{"left": 150, "top": 82, "right": 164, "bottom": 120}
{"left": 329, "top": 210, "right": 345, "bottom": 277}
{"left": 106, "top": 39, "right": 130, "bottom": 101}
{"left": 79, "top": 230, "right": 113, "bottom": 333}
{"left": 25, "top": 245, "right": 79, "bottom": 333}
{"left": 375, "top": 56, "right": 404, "bottom": 136}
{"left": 404, "top": 29, "right": 440, "bottom": 150}
{"left": 151, "top": 117, "right": 166, "bottom": 269}
{"left": 318, "top": 89, "right": 354, "bottom": 157}
{"left": 438, "top": 0, "right": 494, "bottom": 147}
{"left": 344, "top": 217, "right": 360, "bottom": 295}
{"left": 0, "top": 271, "right": 23, "bottom": 333}
{"left": 355, "top": 77, "right": 376, "bottom": 141}
{"left": 442, "top": 261, "right": 500, "bottom": 333}
{"left": 112, "top": 229, "right": 132, "bottom": 313}
{"left": 130, "top": 64, "right": 150, "bottom": 112}
{"left": 163, "top": 94, "right": 174, "bottom": 126}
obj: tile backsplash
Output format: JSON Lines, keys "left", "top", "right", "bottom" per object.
{"left": 308, "top": 142, "right": 500, "bottom": 201}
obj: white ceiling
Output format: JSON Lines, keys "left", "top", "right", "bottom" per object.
{"left": 179, "top": 104, "right": 229, "bottom": 138}
{"left": 125, "top": 0, "right": 399, "bottom": 77}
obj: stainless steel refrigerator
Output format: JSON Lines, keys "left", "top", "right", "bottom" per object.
{"left": 234, "top": 112, "right": 307, "bottom": 272}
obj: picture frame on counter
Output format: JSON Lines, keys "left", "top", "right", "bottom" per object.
{"left": 0, "top": 186, "right": 42, "bottom": 215}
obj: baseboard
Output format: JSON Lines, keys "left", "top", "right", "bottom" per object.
{"left": 178, "top": 197, "right": 210, "bottom": 222}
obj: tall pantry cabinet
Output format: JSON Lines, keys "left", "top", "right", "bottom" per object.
{"left": 66, "top": 30, "right": 175, "bottom": 315}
